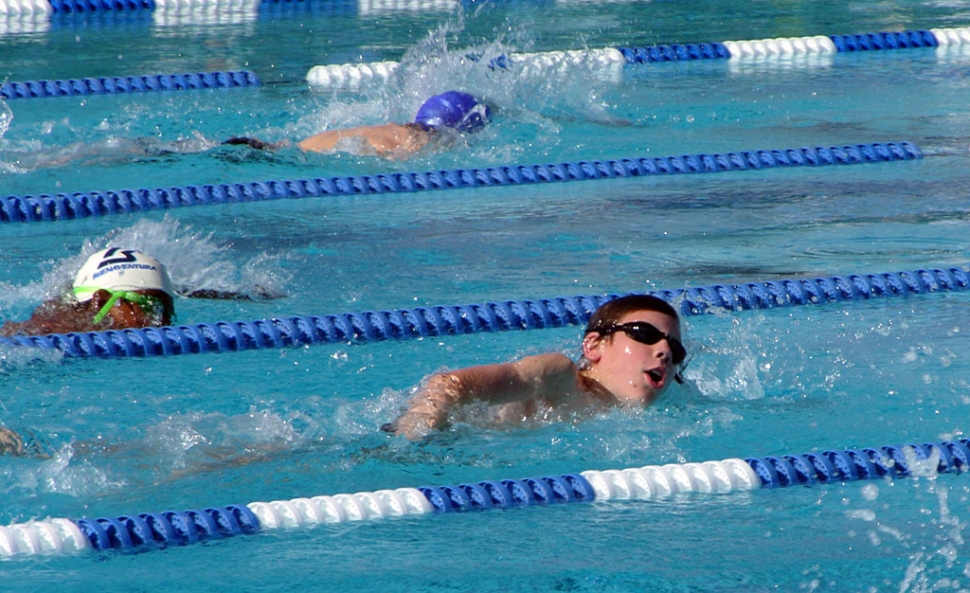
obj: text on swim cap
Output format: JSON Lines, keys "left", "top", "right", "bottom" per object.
{"left": 93, "top": 263, "right": 158, "bottom": 280}
{"left": 98, "top": 248, "right": 141, "bottom": 268}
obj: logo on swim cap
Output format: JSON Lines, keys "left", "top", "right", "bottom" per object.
{"left": 414, "top": 91, "right": 491, "bottom": 133}
{"left": 72, "top": 247, "right": 175, "bottom": 302}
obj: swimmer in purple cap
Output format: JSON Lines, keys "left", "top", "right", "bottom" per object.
{"left": 225, "top": 91, "right": 491, "bottom": 160}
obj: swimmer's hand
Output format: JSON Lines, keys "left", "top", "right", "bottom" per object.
{"left": 178, "top": 284, "right": 285, "bottom": 301}
{"left": 0, "top": 427, "right": 24, "bottom": 457}
{"left": 222, "top": 136, "right": 288, "bottom": 151}
{"left": 384, "top": 373, "right": 464, "bottom": 440}
{"left": 0, "top": 426, "right": 50, "bottom": 458}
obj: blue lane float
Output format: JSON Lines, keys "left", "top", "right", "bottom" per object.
{"left": 2, "top": 438, "right": 967, "bottom": 557}
{"left": 0, "top": 141, "right": 922, "bottom": 223}
{"left": 0, "top": 264, "right": 966, "bottom": 360}
{"left": 0, "top": 70, "right": 260, "bottom": 100}
{"left": 46, "top": 0, "right": 153, "bottom": 11}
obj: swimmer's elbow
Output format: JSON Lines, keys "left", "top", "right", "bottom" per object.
{"left": 298, "top": 133, "right": 339, "bottom": 153}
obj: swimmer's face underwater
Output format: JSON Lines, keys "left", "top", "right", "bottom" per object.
{"left": 581, "top": 309, "right": 684, "bottom": 407}
{"left": 86, "top": 288, "right": 175, "bottom": 328}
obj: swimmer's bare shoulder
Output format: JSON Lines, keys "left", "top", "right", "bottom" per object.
{"left": 387, "top": 352, "right": 591, "bottom": 439}
{"left": 506, "top": 352, "right": 587, "bottom": 405}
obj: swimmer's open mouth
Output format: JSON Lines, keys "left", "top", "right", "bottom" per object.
{"left": 646, "top": 369, "right": 664, "bottom": 383}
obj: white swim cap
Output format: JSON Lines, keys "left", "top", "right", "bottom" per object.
{"left": 72, "top": 248, "right": 175, "bottom": 302}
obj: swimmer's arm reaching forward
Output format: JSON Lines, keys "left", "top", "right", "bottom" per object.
{"left": 386, "top": 353, "right": 586, "bottom": 440}
{"left": 297, "top": 123, "right": 432, "bottom": 157}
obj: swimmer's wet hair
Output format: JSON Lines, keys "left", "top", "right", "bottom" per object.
{"left": 223, "top": 136, "right": 275, "bottom": 150}
{"left": 584, "top": 294, "right": 680, "bottom": 335}
{"left": 582, "top": 294, "right": 686, "bottom": 382}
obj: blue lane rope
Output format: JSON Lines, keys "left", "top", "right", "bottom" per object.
{"left": 618, "top": 29, "right": 939, "bottom": 63}
{"left": 2, "top": 438, "right": 967, "bottom": 557}
{"left": 304, "top": 27, "right": 970, "bottom": 87}
{"left": 0, "top": 70, "right": 260, "bottom": 100}
{"left": 38, "top": 0, "right": 400, "bottom": 13}
{"left": 0, "top": 264, "right": 965, "bottom": 360}
{"left": 47, "top": 0, "right": 153, "bottom": 11}
{"left": 0, "top": 141, "right": 921, "bottom": 224}
{"left": 0, "top": 24, "right": 959, "bottom": 89}
{"left": 43, "top": 0, "right": 355, "bottom": 13}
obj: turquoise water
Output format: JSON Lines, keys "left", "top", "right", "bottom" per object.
{"left": 2, "top": 1, "right": 970, "bottom": 591}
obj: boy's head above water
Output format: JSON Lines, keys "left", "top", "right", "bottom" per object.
{"left": 580, "top": 294, "right": 684, "bottom": 408}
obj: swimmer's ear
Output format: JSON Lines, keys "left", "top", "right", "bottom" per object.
{"left": 673, "top": 353, "right": 693, "bottom": 385}
{"left": 582, "top": 332, "right": 604, "bottom": 363}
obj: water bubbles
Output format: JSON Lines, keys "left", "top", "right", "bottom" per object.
{"left": 0, "top": 101, "right": 12, "bottom": 140}
{"left": 846, "top": 508, "right": 877, "bottom": 522}
{"left": 905, "top": 445, "right": 942, "bottom": 480}
{"left": 0, "top": 344, "right": 64, "bottom": 374}
{"left": 139, "top": 408, "right": 308, "bottom": 477}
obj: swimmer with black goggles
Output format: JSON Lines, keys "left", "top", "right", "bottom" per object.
{"left": 584, "top": 321, "right": 687, "bottom": 366}
{"left": 385, "top": 294, "right": 688, "bottom": 440}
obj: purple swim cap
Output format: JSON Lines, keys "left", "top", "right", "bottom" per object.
{"left": 413, "top": 91, "right": 491, "bottom": 133}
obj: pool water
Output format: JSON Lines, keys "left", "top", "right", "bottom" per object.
{"left": 2, "top": 1, "right": 970, "bottom": 591}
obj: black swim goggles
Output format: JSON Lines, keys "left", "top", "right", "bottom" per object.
{"left": 588, "top": 321, "right": 687, "bottom": 365}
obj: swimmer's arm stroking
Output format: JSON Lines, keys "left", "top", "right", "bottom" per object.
{"left": 297, "top": 125, "right": 404, "bottom": 153}
{"left": 297, "top": 129, "right": 342, "bottom": 153}
{"left": 222, "top": 137, "right": 289, "bottom": 150}
{"left": 178, "top": 285, "right": 283, "bottom": 301}
{"left": 388, "top": 353, "right": 579, "bottom": 440}
{"left": 297, "top": 124, "right": 430, "bottom": 157}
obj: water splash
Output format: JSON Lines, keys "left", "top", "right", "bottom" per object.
{"left": 0, "top": 217, "right": 288, "bottom": 313}
{"left": 0, "top": 100, "right": 11, "bottom": 143}
{"left": 0, "top": 343, "right": 64, "bottom": 375}
{"left": 842, "top": 460, "right": 970, "bottom": 592}
{"left": 393, "top": 18, "right": 622, "bottom": 125}
{"left": 0, "top": 442, "right": 124, "bottom": 508}
{"left": 293, "top": 19, "right": 626, "bottom": 163}
{"left": 0, "top": 133, "right": 221, "bottom": 175}
{"left": 895, "top": 481, "right": 969, "bottom": 593}
{"left": 685, "top": 315, "right": 770, "bottom": 401}
{"left": 135, "top": 408, "right": 308, "bottom": 478}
